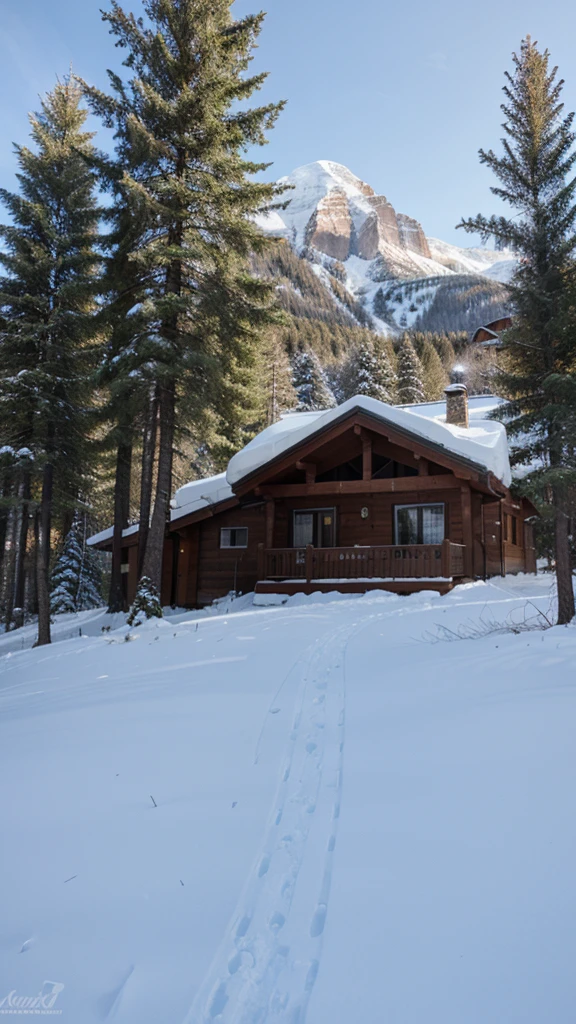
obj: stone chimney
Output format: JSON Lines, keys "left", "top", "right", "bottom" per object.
{"left": 444, "top": 383, "right": 469, "bottom": 428}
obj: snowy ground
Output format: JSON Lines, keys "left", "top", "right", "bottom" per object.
{"left": 1, "top": 575, "right": 575, "bottom": 1023}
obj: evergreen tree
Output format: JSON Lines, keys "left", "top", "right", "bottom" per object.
{"left": 421, "top": 339, "right": 449, "bottom": 400}
{"left": 374, "top": 336, "right": 398, "bottom": 403}
{"left": 339, "top": 336, "right": 396, "bottom": 403}
{"left": 83, "top": 0, "right": 287, "bottom": 602}
{"left": 94, "top": 198, "right": 153, "bottom": 612}
{"left": 260, "top": 332, "right": 297, "bottom": 425}
{"left": 292, "top": 349, "right": 336, "bottom": 411}
{"left": 50, "top": 514, "right": 102, "bottom": 614}
{"left": 431, "top": 333, "right": 457, "bottom": 374}
{"left": 127, "top": 575, "right": 162, "bottom": 626}
{"left": 396, "top": 336, "right": 426, "bottom": 404}
{"left": 372, "top": 286, "right": 396, "bottom": 324}
{"left": 0, "top": 77, "right": 100, "bottom": 645}
{"left": 459, "top": 37, "right": 576, "bottom": 623}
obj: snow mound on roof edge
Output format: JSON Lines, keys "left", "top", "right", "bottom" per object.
{"left": 88, "top": 474, "right": 234, "bottom": 547}
{"left": 226, "top": 396, "right": 511, "bottom": 488}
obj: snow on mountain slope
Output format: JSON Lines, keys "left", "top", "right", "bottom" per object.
{"left": 2, "top": 576, "right": 575, "bottom": 1023}
{"left": 426, "top": 236, "right": 515, "bottom": 279}
{"left": 259, "top": 161, "right": 513, "bottom": 334}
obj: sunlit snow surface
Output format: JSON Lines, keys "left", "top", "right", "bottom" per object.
{"left": 1, "top": 574, "right": 575, "bottom": 1023}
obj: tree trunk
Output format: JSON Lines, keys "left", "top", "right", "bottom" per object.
{"left": 138, "top": 387, "right": 159, "bottom": 578}
{"left": 29, "top": 519, "right": 39, "bottom": 617}
{"left": 0, "top": 469, "right": 12, "bottom": 587}
{"left": 36, "top": 462, "right": 53, "bottom": 646}
{"left": 141, "top": 381, "right": 175, "bottom": 595}
{"left": 13, "top": 472, "right": 30, "bottom": 624}
{"left": 3, "top": 505, "right": 18, "bottom": 631}
{"left": 554, "top": 492, "right": 575, "bottom": 624}
{"left": 5, "top": 473, "right": 30, "bottom": 630}
{"left": 108, "top": 439, "right": 133, "bottom": 613}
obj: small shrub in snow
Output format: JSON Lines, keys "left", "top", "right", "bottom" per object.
{"left": 422, "top": 601, "right": 553, "bottom": 643}
{"left": 126, "top": 576, "right": 163, "bottom": 626}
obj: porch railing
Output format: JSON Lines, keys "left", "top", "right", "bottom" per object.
{"left": 258, "top": 541, "right": 467, "bottom": 582}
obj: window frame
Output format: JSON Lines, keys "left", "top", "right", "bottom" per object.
{"left": 292, "top": 508, "right": 336, "bottom": 548}
{"left": 394, "top": 502, "right": 445, "bottom": 546}
{"left": 220, "top": 526, "right": 249, "bottom": 549}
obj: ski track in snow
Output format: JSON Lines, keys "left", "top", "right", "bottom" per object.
{"left": 183, "top": 616, "right": 365, "bottom": 1024}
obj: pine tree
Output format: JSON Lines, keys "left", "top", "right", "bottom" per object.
{"left": 372, "top": 287, "right": 396, "bottom": 324}
{"left": 0, "top": 77, "right": 100, "bottom": 645}
{"left": 292, "top": 350, "right": 336, "bottom": 411}
{"left": 50, "top": 514, "right": 102, "bottom": 614}
{"left": 94, "top": 199, "right": 153, "bottom": 612}
{"left": 432, "top": 334, "right": 457, "bottom": 375}
{"left": 396, "top": 336, "right": 426, "bottom": 404}
{"left": 373, "top": 336, "right": 398, "bottom": 403}
{"left": 261, "top": 332, "right": 297, "bottom": 425}
{"left": 459, "top": 37, "right": 576, "bottom": 623}
{"left": 83, "top": 0, "right": 287, "bottom": 604}
{"left": 127, "top": 575, "right": 162, "bottom": 626}
{"left": 339, "top": 336, "right": 396, "bottom": 403}
{"left": 421, "top": 339, "right": 449, "bottom": 400}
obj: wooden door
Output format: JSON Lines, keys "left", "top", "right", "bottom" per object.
{"left": 482, "top": 501, "right": 503, "bottom": 576}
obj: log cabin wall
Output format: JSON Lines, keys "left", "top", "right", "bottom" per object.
{"left": 190, "top": 503, "right": 266, "bottom": 605}
{"left": 271, "top": 488, "right": 464, "bottom": 549}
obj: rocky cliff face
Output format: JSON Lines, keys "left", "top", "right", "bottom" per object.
{"left": 271, "top": 161, "right": 435, "bottom": 272}
{"left": 304, "top": 188, "right": 352, "bottom": 260}
{"left": 256, "top": 160, "right": 514, "bottom": 335}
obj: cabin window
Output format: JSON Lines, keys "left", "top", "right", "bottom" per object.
{"left": 293, "top": 509, "right": 335, "bottom": 548}
{"left": 395, "top": 503, "right": 445, "bottom": 545}
{"left": 220, "top": 527, "right": 248, "bottom": 549}
{"left": 510, "top": 516, "right": 518, "bottom": 545}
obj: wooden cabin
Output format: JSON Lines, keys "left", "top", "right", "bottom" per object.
{"left": 470, "top": 315, "right": 513, "bottom": 347}
{"left": 89, "top": 387, "right": 537, "bottom": 606}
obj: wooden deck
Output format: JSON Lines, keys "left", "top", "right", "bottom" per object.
{"left": 255, "top": 540, "right": 466, "bottom": 596}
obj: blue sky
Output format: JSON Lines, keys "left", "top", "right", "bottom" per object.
{"left": 1, "top": 0, "right": 575, "bottom": 245}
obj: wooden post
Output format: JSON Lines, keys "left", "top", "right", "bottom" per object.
{"left": 500, "top": 498, "right": 506, "bottom": 577}
{"left": 361, "top": 432, "right": 372, "bottom": 481}
{"left": 127, "top": 545, "right": 138, "bottom": 605}
{"left": 265, "top": 499, "right": 275, "bottom": 549}
{"left": 257, "top": 542, "right": 265, "bottom": 581}
{"left": 296, "top": 460, "right": 316, "bottom": 484}
{"left": 441, "top": 538, "right": 451, "bottom": 578}
{"left": 460, "top": 484, "right": 473, "bottom": 577}
{"left": 305, "top": 544, "right": 313, "bottom": 583}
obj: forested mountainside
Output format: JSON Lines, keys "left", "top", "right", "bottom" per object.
{"left": 253, "top": 240, "right": 505, "bottom": 388}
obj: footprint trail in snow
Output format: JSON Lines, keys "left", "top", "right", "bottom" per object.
{"left": 183, "top": 618, "right": 363, "bottom": 1024}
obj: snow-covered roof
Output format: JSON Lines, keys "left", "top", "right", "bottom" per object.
{"left": 170, "top": 473, "right": 234, "bottom": 519}
{"left": 226, "top": 395, "right": 511, "bottom": 488}
{"left": 87, "top": 522, "right": 140, "bottom": 548}
{"left": 87, "top": 473, "right": 234, "bottom": 547}
{"left": 89, "top": 397, "right": 514, "bottom": 549}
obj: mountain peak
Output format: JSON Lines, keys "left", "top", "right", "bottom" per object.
{"left": 268, "top": 158, "right": 514, "bottom": 282}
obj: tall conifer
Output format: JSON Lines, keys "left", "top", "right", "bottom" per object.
{"left": 84, "top": 0, "right": 286, "bottom": 598}
{"left": 459, "top": 37, "right": 576, "bottom": 623}
{"left": 396, "top": 336, "right": 426, "bottom": 404}
{"left": 292, "top": 349, "right": 336, "bottom": 411}
{"left": 0, "top": 77, "right": 99, "bottom": 644}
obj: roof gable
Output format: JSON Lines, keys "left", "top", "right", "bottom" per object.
{"left": 227, "top": 396, "right": 511, "bottom": 492}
